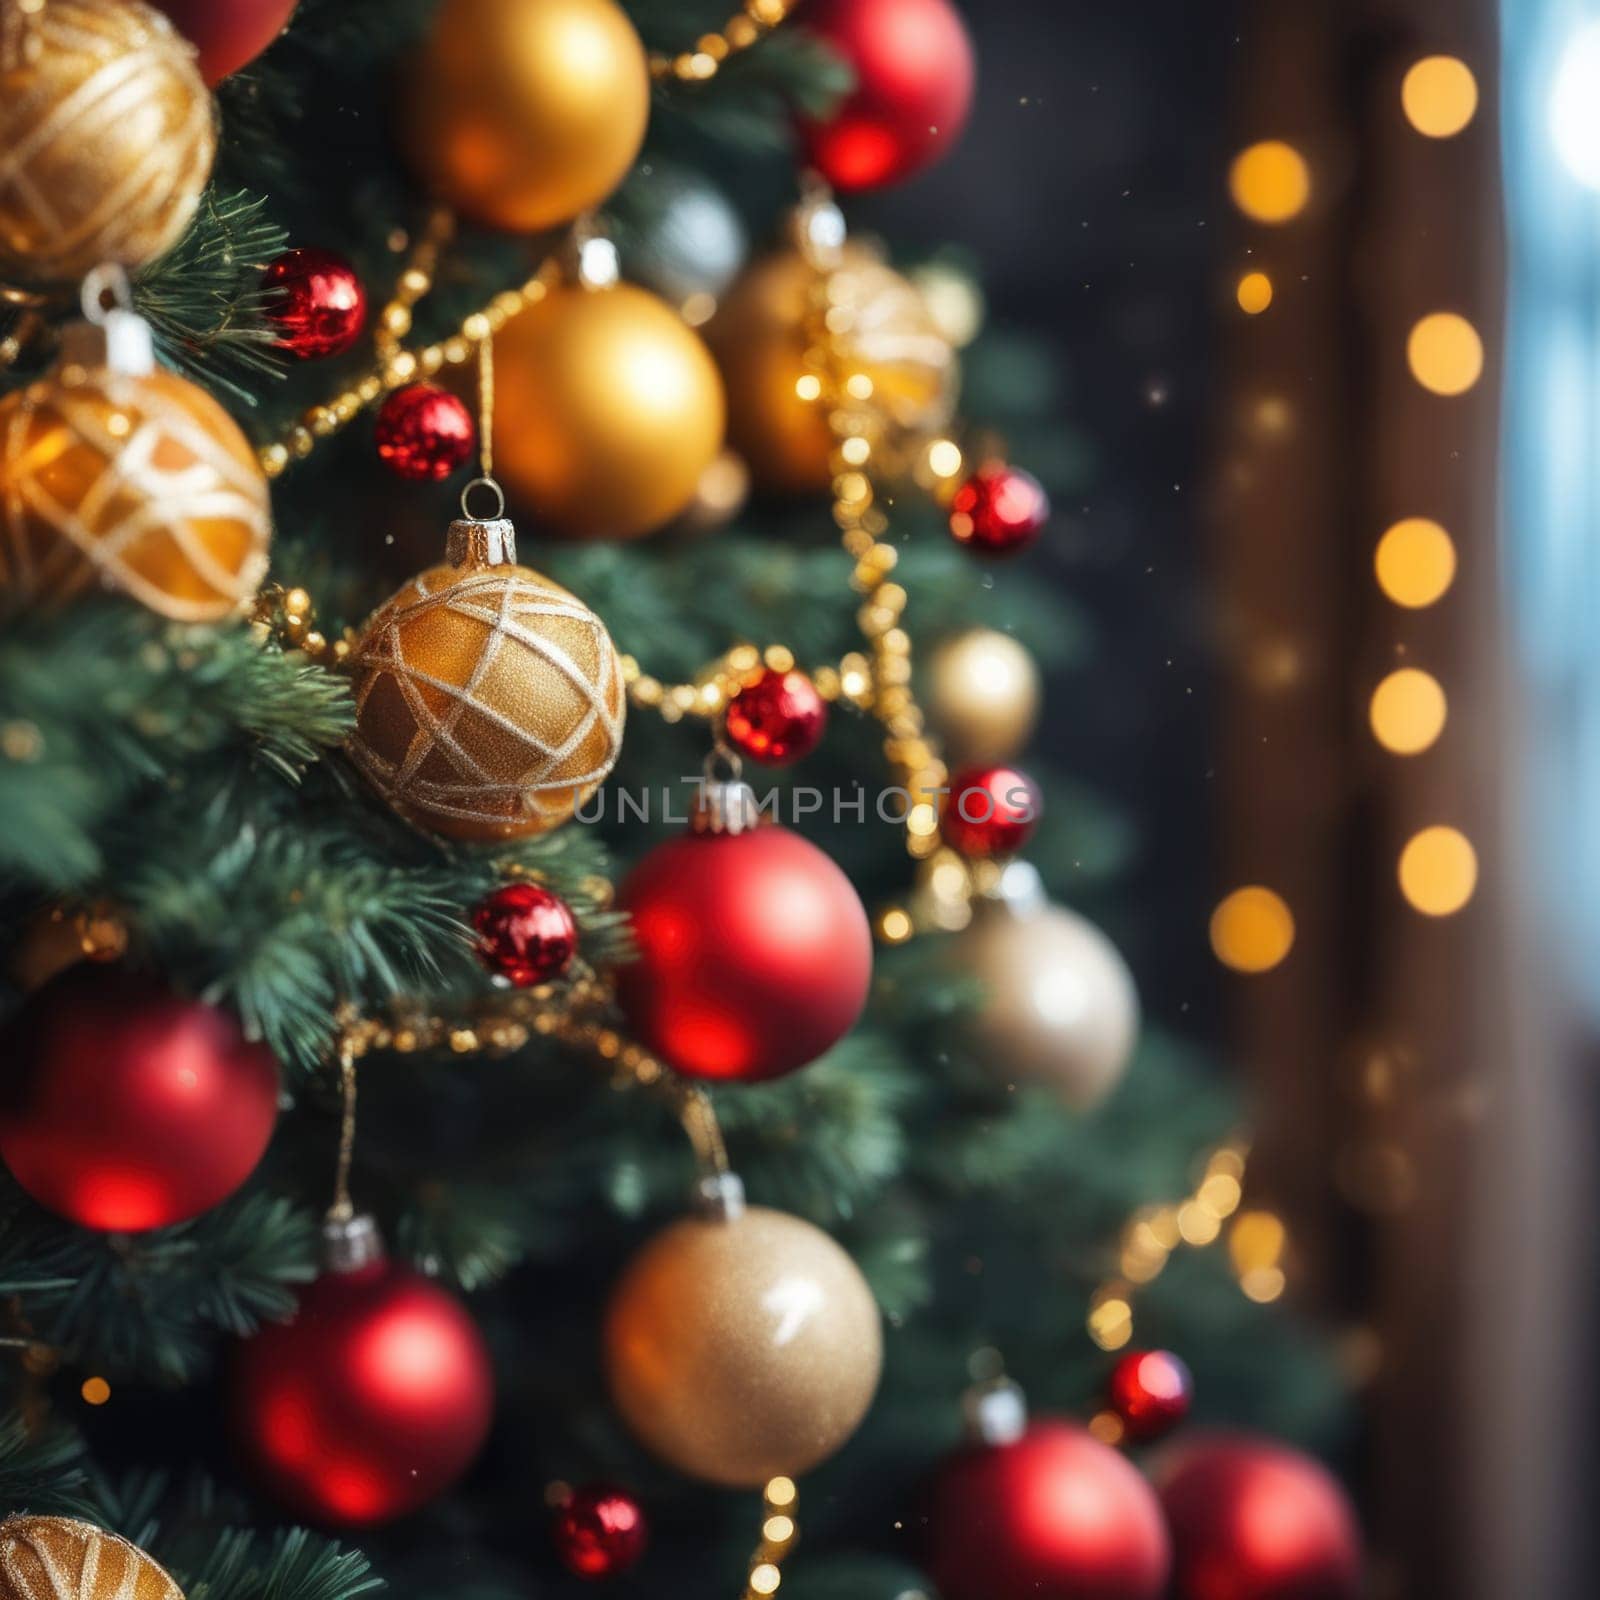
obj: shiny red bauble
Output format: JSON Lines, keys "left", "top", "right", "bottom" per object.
{"left": 474, "top": 882, "right": 578, "bottom": 988}
{"left": 617, "top": 821, "right": 873, "bottom": 1081}
{"left": 1158, "top": 1433, "right": 1362, "bottom": 1600}
{"left": 943, "top": 764, "right": 1041, "bottom": 857}
{"left": 374, "top": 383, "right": 477, "bottom": 482}
{"left": 0, "top": 965, "right": 279, "bottom": 1232}
{"left": 231, "top": 1248, "right": 494, "bottom": 1527}
{"left": 799, "top": 0, "right": 976, "bottom": 191}
{"left": 1109, "top": 1350, "right": 1194, "bottom": 1443}
{"left": 950, "top": 464, "right": 1051, "bottom": 556}
{"left": 263, "top": 249, "right": 368, "bottom": 359}
{"left": 724, "top": 669, "right": 828, "bottom": 766}
{"left": 151, "top": 0, "right": 298, "bottom": 83}
{"left": 553, "top": 1483, "right": 650, "bottom": 1579}
{"left": 927, "top": 1420, "right": 1170, "bottom": 1600}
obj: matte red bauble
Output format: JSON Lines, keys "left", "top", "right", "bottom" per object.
{"left": 616, "top": 788, "right": 872, "bottom": 1081}
{"left": 474, "top": 881, "right": 578, "bottom": 987}
{"left": 943, "top": 764, "right": 1041, "bottom": 857}
{"left": 553, "top": 1483, "right": 649, "bottom": 1579}
{"left": 263, "top": 249, "right": 367, "bottom": 359}
{"left": 927, "top": 1419, "right": 1170, "bottom": 1600}
{"left": 1158, "top": 1433, "right": 1362, "bottom": 1600}
{"left": 799, "top": 0, "right": 976, "bottom": 190}
{"left": 375, "top": 384, "right": 476, "bottom": 481}
{"left": 0, "top": 965, "right": 279, "bottom": 1232}
{"left": 1109, "top": 1349, "right": 1193, "bottom": 1443}
{"left": 724, "top": 668, "right": 827, "bottom": 766}
{"left": 950, "top": 464, "right": 1051, "bottom": 555}
{"left": 151, "top": 0, "right": 298, "bottom": 83}
{"left": 232, "top": 1224, "right": 494, "bottom": 1527}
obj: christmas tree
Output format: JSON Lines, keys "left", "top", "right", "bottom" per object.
{"left": 0, "top": 2, "right": 1358, "bottom": 1597}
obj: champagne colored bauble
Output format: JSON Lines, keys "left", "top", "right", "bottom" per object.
{"left": 928, "top": 628, "right": 1041, "bottom": 765}
{"left": 605, "top": 1201, "right": 882, "bottom": 1487}
{"left": 0, "top": 0, "right": 215, "bottom": 284}
{"left": 494, "top": 283, "right": 725, "bottom": 540}
{"left": 0, "top": 1517, "right": 182, "bottom": 1600}
{"left": 346, "top": 515, "right": 625, "bottom": 839}
{"left": 708, "top": 247, "right": 957, "bottom": 494}
{"left": 403, "top": 0, "right": 649, "bottom": 233}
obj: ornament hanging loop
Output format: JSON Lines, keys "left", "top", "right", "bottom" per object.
{"left": 80, "top": 263, "right": 133, "bottom": 322}
{"left": 459, "top": 475, "right": 506, "bottom": 524}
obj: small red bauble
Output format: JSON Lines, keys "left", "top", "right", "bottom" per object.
{"left": 927, "top": 1419, "right": 1170, "bottom": 1600}
{"left": 943, "top": 764, "right": 1041, "bottom": 857}
{"left": 1109, "top": 1350, "right": 1193, "bottom": 1443}
{"left": 553, "top": 1483, "right": 649, "bottom": 1579}
{"left": 375, "top": 384, "right": 477, "bottom": 482}
{"left": 231, "top": 1233, "right": 494, "bottom": 1527}
{"left": 0, "top": 965, "right": 279, "bottom": 1232}
{"left": 950, "top": 465, "right": 1051, "bottom": 556}
{"left": 474, "top": 882, "right": 578, "bottom": 987}
{"left": 724, "top": 669, "right": 828, "bottom": 766}
{"left": 799, "top": 0, "right": 976, "bottom": 191}
{"left": 263, "top": 249, "right": 368, "bottom": 360}
{"left": 151, "top": 0, "right": 298, "bottom": 83}
{"left": 1158, "top": 1433, "right": 1362, "bottom": 1600}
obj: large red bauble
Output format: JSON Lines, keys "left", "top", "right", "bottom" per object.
{"left": 231, "top": 1255, "right": 494, "bottom": 1527}
{"left": 926, "top": 1420, "right": 1170, "bottom": 1600}
{"left": 0, "top": 965, "right": 279, "bottom": 1232}
{"left": 263, "top": 249, "right": 368, "bottom": 360}
{"left": 799, "top": 0, "right": 975, "bottom": 191}
{"left": 151, "top": 0, "right": 299, "bottom": 84}
{"left": 617, "top": 824, "right": 873, "bottom": 1081}
{"left": 1158, "top": 1433, "right": 1362, "bottom": 1600}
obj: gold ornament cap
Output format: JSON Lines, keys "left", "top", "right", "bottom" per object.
{"left": 962, "top": 1375, "right": 1030, "bottom": 1446}
{"left": 60, "top": 266, "right": 154, "bottom": 376}
{"left": 980, "top": 860, "right": 1049, "bottom": 919}
{"left": 445, "top": 516, "right": 517, "bottom": 568}
{"left": 322, "top": 1211, "right": 385, "bottom": 1274}
{"left": 693, "top": 1170, "right": 747, "bottom": 1220}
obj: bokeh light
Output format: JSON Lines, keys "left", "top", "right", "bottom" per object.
{"left": 1552, "top": 23, "right": 1600, "bottom": 189}
{"left": 1229, "top": 141, "right": 1312, "bottom": 223}
{"left": 1210, "top": 886, "right": 1295, "bottom": 972}
{"left": 1369, "top": 668, "right": 1448, "bottom": 754}
{"left": 1402, "top": 56, "right": 1479, "bottom": 138}
{"left": 80, "top": 1376, "right": 111, "bottom": 1405}
{"left": 1407, "top": 313, "right": 1483, "bottom": 395}
{"left": 1237, "top": 271, "right": 1274, "bottom": 313}
{"left": 1376, "top": 517, "right": 1457, "bottom": 607}
{"left": 1398, "top": 826, "right": 1478, "bottom": 915}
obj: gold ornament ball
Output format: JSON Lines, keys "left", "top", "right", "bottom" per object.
{"left": 605, "top": 1204, "right": 883, "bottom": 1487}
{"left": 0, "top": 0, "right": 215, "bottom": 284}
{"left": 0, "top": 1517, "right": 183, "bottom": 1600}
{"left": 347, "top": 517, "right": 625, "bottom": 839}
{"left": 494, "top": 283, "right": 726, "bottom": 540}
{"left": 928, "top": 627, "right": 1041, "bottom": 764}
{"left": 403, "top": 0, "right": 649, "bottom": 233}
{"left": 0, "top": 363, "right": 271, "bottom": 622}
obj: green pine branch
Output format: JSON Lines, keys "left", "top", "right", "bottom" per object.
{"left": 0, "top": 1413, "right": 96, "bottom": 1518}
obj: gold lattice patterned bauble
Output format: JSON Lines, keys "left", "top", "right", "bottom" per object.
{"left": 0, "top": 0, "right": 215, "bottom": 284}
{"left": 0, "top": 1516, "right": 183, "bottom": 1600}
{"left": 347, "top": 512, "right": 625, "bottom": 839}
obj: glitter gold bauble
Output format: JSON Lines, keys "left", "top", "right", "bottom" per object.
{"left": 0, "top": 0, "right": 215, "bottom": 284}
{"left": 0, "top": 1517, "right": 183, "bottom": 1600}
{"left": 927, "top": 627, "right": 1041, "bottom": 765}
{"left": 707, "top": 246, "right": 957, "bottom": 494}
{"left": 346, "top": 511, "right": 625, "bottom": 839}
{"left": 403, "top": 0, "right": 649, "bottom": 233}
{"left": 493, "top": 283, "right": 725, "bottom": 540}
{"left": 605, "top": 1194, "right": 882, "bottom": 1487}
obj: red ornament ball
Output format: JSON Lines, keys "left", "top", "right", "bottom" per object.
{"left": 724, "top": 669, "right": 828, "bottom": 766}
{"left": 800, "top": 0, "right": 976, "bottom": 191}
{"left": 474, "top": 882, "right": 578, "bottom": 988}
{"left": 1109, "top": 1350, "right": 1194, "bottom": 1443}
{"left": 927, "top": 1419, "right": 1170, "bottom": 1600}
{"left": 617, "top": 818, "right": 873, "bottom": 1082}
{"left": 553, "top": 1483, "right": 649, "bottom": 1579}
{"left": 950, "top": 464, "right": 1051, "bottom": 556}
{"left": 375, "top": 384, "right": 477, "bottom": 482}
{"left": 151, "top": 0, "right": 298, "bottom": 84}
{"left": 232, "top": 1244, "right": 494, "bottom": 1527}
{"left": 0, "top": 965, "right": 279, "bottom": 1232}
{"left": 263, "top": 249, "right": 368, "bottom": 360}
{"left": 1158, "top": 1433, "right": 1362, "bottom": 1600}
{"left": 943, "top": 764, "right": 1041, "bottom": 858}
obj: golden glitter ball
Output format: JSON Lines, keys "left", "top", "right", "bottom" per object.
{"left": 927, "top": 627, "right": 1041, "bottom": 765}
{"left": 0, "top": 359, "right": 271, "bottom": 621}
{"left": 494, "top": 282, "right": 726, "bottom": 540}
{"left": 605, "top": 1204, "right": 883, "bottom": 1487}
{"left": 346, "top": 516, "right": 625, "bottom": 839}
{"left": 0, "top": 1517, "right": 182, "bottom": 1600}
{"left": 403, "top": 0, "right": 649, "bottom": 233}
{"left": 0, "top": 0, "right": 215, "bottom": 284}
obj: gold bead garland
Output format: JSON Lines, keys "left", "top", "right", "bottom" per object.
{"left": 648, "top": 1, "right": 796, "bottom": 85}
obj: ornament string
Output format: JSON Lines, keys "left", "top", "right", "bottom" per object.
{"left": 328, "top": 1032, "right": 360, "bottom": 1224}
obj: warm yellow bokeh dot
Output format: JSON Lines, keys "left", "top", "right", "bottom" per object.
{"left": 1210, "top": 886, "right": 1295, "bottom": 973}
{"left": 80, "top": 1376, "right": 111, "bottom": 1406}
{"left": 1229, "top": 1209, "right": 1286, "bottom": 1274}
{"left": 1402, "top": 56, "right": 1479, "bottom": 138}
{"left": 1407, "top": 313, "right": 1484, "bottom": 395}
{"left": 1369, "top": 668, "right": 1448, "bottom": 754}
{"left": 1229, "top": 141, "right": 1312, "bottom": 223}
{"left": 1376, "top": 517, "right": 1457, "bottom": 607}
{"left": 1398, "top": 826, "right": 1478, "bottom": 915}
{"left": 1237, "top": 271, "right": 1274, "bottom": 314}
